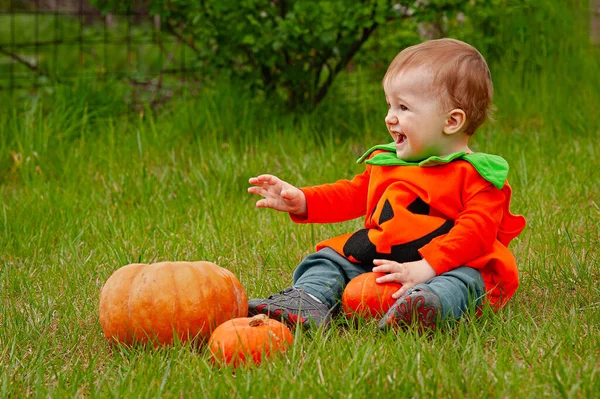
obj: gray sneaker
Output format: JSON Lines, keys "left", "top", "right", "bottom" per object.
{"left": 248, "top": 287, "right": 332, "bottom": 329}
{"left": 378, "top": 288, "right": 441, "bottom": 331}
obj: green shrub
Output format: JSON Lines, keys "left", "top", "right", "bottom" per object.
{"left": 92, "top": 0, "right": 470, "bottom": 110}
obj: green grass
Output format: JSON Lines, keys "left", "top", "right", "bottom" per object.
{"left": 2, "top": 3, "right": 600, "bottom": 398}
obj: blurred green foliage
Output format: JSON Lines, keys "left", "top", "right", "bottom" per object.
{"left": 3, "top": 0, "right": 594, "bottom": 112}
{"left": 91, "top": 0, "right": 472, "bottom": 110}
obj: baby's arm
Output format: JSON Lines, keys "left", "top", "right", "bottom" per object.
{"left": 250, "top": 166, "right": 371, "bottom": 223}
{"left": 248, "top": 174, "right": 307, "bottom": 217}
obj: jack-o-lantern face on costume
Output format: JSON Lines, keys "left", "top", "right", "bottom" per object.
{"left": 309, "top": 161, "right": 462, "bottom": 269}
{"left": 342, "top": 195, "right": 453, "bottom": 265}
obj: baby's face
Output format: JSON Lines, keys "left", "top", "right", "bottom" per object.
{"left": 383, "top": 67, "right": 454, "bottom": 162}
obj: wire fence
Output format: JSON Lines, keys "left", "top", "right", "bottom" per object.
{"left": 0, "top": 0, "right": 201, "bottom": 104}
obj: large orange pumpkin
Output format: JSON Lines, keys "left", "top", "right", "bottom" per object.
{"left": 99, "top": 261, "right": 248, "bottom": 345}
{"left": 341, "top": 272, "right": 402, "bottom": 319}
{"left": 208, "top": 314, "right": 294, "bottom": 367}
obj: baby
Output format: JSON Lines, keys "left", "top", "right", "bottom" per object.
{"left": 247, "top": 38, "right": 526, "bottom": 331}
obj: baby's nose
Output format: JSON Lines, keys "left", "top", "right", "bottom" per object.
{"left": 385, "top": 113, "right": 398, "bottom": 125}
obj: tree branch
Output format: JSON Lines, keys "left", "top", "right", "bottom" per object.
{"left": 0, "top": 46, "right": 49, "bottom": 76}
{"left": 279, "top": 0, "right": 287, "bottom": 18}
{"left": 313, "top": 22, "right": 378, "bottom": 107}
{"left": 278, "top": 0, "right": 291, "bottom": 66}
{"left": 164, "top": 21, "right": 203, "bottom": 56}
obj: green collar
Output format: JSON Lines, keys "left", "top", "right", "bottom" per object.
{"left": 357, "top": 142, "right": 509, "bottom": 189}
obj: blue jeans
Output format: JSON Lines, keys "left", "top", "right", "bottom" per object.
{"left": 293, "top": 247, "right": 485, "bottom": 320}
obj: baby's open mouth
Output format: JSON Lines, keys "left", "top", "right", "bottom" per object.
{"left": 395, "top": 132, "right": 406, "bottom": 145}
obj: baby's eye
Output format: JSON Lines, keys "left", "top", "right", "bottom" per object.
{"left": 400, "top": 105, "right": 408, "bottom": 111}
{"left": 386, "top": 102, "right": 391, "bottom": 109}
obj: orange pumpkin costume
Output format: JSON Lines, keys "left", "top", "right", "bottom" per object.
{"left": 290, "top": 144, "right": 526, "bottom": 308}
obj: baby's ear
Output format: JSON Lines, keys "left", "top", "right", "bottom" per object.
{"left": 443, "top": 109, "right": 467, "bottom": 135}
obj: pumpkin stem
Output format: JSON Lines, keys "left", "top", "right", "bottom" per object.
{"left": 249, "top": 314, "right": 269, "bottom": 327}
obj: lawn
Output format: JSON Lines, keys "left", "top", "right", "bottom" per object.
{"left": 1, "top": 7, "right": 600, "bottom": 399}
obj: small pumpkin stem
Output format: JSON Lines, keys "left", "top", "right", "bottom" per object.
{"left": 249, "top": 314, "right": 269, "bottom": 327}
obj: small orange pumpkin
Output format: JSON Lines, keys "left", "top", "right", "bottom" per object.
{"left": 341, "top": 272, "right": 402, "bottom": 319}
{"left": 208, "top": 314, "right": 294, "bottom": 367}
{"left": 99, "top": 261, "right": 248, "bottom": 345}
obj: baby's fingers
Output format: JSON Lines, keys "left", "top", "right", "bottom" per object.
{"left": 372, "top": 265, "right": 394, "bottom": 274}
{"left": 373, "top": 258, "right": 393, "bottom": 266}
{"left": 248, "top": 176, "right": 265, "bottom": 185}
{"left": 247, "top": 186, "right": 266, "bottom": 196}
{"left": 254, "top": 199, "right": 269, "bottom": 208}
{"left": 391, "top": 285, "right": 409, "bottom": 299}
{"left": 375, "top": 272, "right": 403, "bottom": 284}
{"left": 249, "top": 174, "right": 279, "bottom": 186}
{"left": 372, "top": 259, "right": 403, "bottom": 273}
{"left": 280, "top": 189, "right": 293, "bottom": 200}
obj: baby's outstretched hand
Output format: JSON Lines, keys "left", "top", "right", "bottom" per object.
{"left": 372, "top": 258, "right": 436, "bottom": 299}
{"left": 248, "top": 174, "right": 307, "bottom": 216}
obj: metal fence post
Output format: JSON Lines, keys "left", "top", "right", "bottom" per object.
{"left": 592, "top": 0, "right": 600, "bottom": 44}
